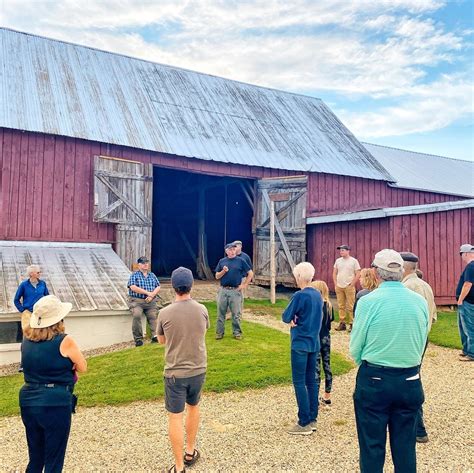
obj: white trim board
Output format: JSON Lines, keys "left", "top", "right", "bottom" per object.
{"left": 307, "top": 199, "right": 474, "bottom": 225}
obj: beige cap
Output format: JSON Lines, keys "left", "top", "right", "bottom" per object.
{"left": 372, "top": 249, "right": 404, "bottom": 273}
{"left": 29, "top": 295, "right": 73, "bottom": 329}
{"left": 459, "top": 244, "right": 474, "bottom": 254}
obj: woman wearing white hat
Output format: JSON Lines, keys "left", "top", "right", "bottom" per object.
{"left": 20, "top": 295, "right": 87, "bottom": 473}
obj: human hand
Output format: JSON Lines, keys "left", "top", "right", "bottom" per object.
{"left": 290, "top": 320, "right": 297, "bottom": 328}
{"left": 145, "top": 296, "right": 153, "bottom": 303}
{"left": 223, "top": 266, "right": 229, "bottom": 273}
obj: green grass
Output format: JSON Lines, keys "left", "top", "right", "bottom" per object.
{"left": 428, "top": 311, "right": 461, "bottom": 350}
{"left": 0, "top": 301, "right": 353, "bottom": 417}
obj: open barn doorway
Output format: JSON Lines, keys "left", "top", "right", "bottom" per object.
{"left": 151, "top": 167, "right": 254, "bottom": 279}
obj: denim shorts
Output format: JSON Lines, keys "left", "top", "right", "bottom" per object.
{"left": 164, "top": 373, "right": 206, "bottom": 414}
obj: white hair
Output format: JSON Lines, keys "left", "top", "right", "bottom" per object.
{"left": 376, "top": 267, "right": 403, "bottom": 282}
{"left": 26, "top": 265, "right": 41, "bottom": 277}
{"left": 293, "top": 262, "right": 315, "bottom": 284}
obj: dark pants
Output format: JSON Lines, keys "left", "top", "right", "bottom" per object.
{"left": 21, "top": 405, "right": 72, "bottom": 473}
{"left": 353, "top": 362, "right": 424, "bottom": 473}
{"left": 291, "top": 350, "right": 319, "bottom": 427}
{"left": 416, "top": 340, "right": 429, "bottom": 438}
{"left": 316, "top": 334, "right": 332, "bottom": 393}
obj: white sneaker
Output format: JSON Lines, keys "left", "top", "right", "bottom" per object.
{"left": 287, "top": 423, "right": 313, "bottom": 435}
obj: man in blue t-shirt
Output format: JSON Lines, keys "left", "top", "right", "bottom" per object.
{"left": 457, "top": 244, "right": 474, "bottom": 362}
{"left": 215, "top": 243, "right": 253, "bottom": 340}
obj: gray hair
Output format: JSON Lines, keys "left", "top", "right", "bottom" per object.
{"left": 26, "top": 265, "right": 41, "bottom": 277}
{"left": 403, "top": 261, "right": 417, "bottom": 272}
{"left": 293, "top": 262, "right": 315, "bottom": 284}
{"left": 376, "top": 267, "right": 403, "bottom": 282}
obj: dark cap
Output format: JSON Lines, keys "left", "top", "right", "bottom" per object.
{"left": 399, "top": 252, "right": 419, "bottom": 263}
{"left": 171, "top": 267, "right": 194, "bottom": 289}
{"left": 225, "top": 242, "right": 237, "bottom": 250}
{"left": 337, "top": 245, "right": 350, "bottom": 250}
{"left": 137, "top": 256, "right": 149, "bottom": 264}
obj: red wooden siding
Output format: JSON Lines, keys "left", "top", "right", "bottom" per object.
{"left": 307, "top": 173, "right": 461, "bottom": 216}
{"left": 308, "top": 208, "right": 473, "bottom": 305}
{"left": 0, "top": 128, "right": 299, "bottom": 243}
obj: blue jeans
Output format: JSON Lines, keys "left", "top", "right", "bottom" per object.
{"left": 459, "top": 302, "right": 474, "bottom": 358}
{"left": 353, "top": 362, "right": 424, "bottom": 473}
{"left": 290, "top": 350, "right": 319, "bottom": 427}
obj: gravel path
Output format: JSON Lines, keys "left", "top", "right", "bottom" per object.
{"left": 1, "top": 311, "right": 473, "bottom": 472}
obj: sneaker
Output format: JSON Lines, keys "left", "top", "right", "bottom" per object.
{"left": 287, "top": 423, "right": 313, "bottom": 435}
{"left": 319, "top": 396, "right": 332, "bottom": 406}
{"left": 416, "top": 435, "right": 429, "bottom": 443}
{"left": 459, "top": 352, "right": 467, "bottom": 357}
{"left": 233, "top": 334, "right": 242, "bottom": 340}
{"left": 309, "top": 421, "right": 317, "bottom": 431}
{"left": 215, "top": 333, "right": 224, "bottom": 340}
{"left": 135, "top": 340, "right": 144, "bottom": 347}
{"left": 459, "top": 355, "right": 474, "bottom": 362}
{"left": 151, "top": 336, "right": 158, "bottom": 343}
{"left": 334, "top": 322, "right": 346, "bottom": 331}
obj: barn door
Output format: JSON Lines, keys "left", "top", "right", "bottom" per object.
{"left": 93, "top": 156, "right": 153, "bottom": 269}
{"left": 253, "top": 176, "right": 307, "bottom": 286}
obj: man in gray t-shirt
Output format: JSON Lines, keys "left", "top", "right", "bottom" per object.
{"left": 156, "top": 267, "right": 209, "bottom": 472}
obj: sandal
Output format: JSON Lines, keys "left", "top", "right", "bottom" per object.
{"left": 183, "top": 449, "right": 201, "bottom": 467}
{"left": 168, "top": 465, "right": 186, "bottom": 473}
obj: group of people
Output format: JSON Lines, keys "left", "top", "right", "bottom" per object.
{"left": 12, "top": 242, "right": 474, "bottom": 472}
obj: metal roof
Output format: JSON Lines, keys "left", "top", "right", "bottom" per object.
{"left": 307, "top": 199, "right": 474, "bottom": 225}
{"left": 0, "top": 28, "right": 392, "bottom": 181}
{"left": 0, "top": 241, "right": 130, "bottom": 314}
{"left": 363, "top": 143, "right": 474, "bottom": 197}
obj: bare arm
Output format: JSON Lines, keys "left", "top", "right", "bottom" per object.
{"left": 60, "top": 335, "right": 87, "bottom": 373}
{"left": 458, "top": 282, "right": 473, "bottom": 305}
{"left": 157, "top": 334, "right": 166, "bottom": 344}
{"left": 332, "top": 268, "right": 338, "bottom": 288}
{"left": 239, "top": 270, "right": 254, "bottom": 290}
{"left": 215, "top": 267, "right": 228, "bottom": 280}
{"left": 351, "top": 270, "right": 361, "bottom": 286}
{"left": 130, "top": 285, "right": 154, "bottom": 297}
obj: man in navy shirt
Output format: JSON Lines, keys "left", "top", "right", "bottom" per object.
{"left": 215, "top": 243, "right": 253, "bottom": 340}
{"left": 14, "top": 265, "right": 49, "bottom": 331}
{"left": 457, "top": 244, "right": 474, "bottom": 362}
{"left": 127, "top": 256, "right": 161, "bottom": 347}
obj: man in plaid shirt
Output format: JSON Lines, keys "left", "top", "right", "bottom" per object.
{"left": 127, "top": 256, "right": 161, "bottom": 347}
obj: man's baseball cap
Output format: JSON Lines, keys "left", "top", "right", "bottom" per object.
{"left": 371, "top": 249, "right": 404, "bottom": 273}
{"left": 233, "top": 240, "right": 243, "bottom": 246}
{"left": 225, "top": 242, "right": 237, "bottom": 250}
{"left": 171, "top": 266, "right": 194, "bottom": 289}
{"left": 337, "top": 245, "right": 350, "bottom": 250}
{"left": 460, "top": 244, "right": 474, "bottom": 254}
{"left": 399, "top": 252, "right": 419, "bottom": 263}
{"left": 137, "top": 256, "right": 149, "bottom": 263}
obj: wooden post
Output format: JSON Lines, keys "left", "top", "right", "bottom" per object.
{"left": 270, "top": 199, "right": 276, "bottom": 304}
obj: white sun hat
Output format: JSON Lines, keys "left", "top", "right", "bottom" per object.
{"left": 29, "top": 295, "right": 73, "bottom": 329}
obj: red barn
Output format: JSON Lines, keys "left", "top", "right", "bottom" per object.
{"left": 1, "top": 27, "right": 473, "bottom": 311}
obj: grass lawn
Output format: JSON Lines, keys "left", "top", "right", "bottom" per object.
{"left": 0, "top": 301, "right": 353, "bottom": 417}
{"left": 428, "top": 311, "right": 461, "bottom": 350}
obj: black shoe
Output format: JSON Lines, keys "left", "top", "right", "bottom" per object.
{"left": 151, "top": 336, "right": 158, "bottom": 343}
{"left": 135, "top": 340, "right": 144, "bottom": 347}
{"left": 416, "top": 435, "right": 429, "bottom": 443}
{"left": 319, "top": 396, "right": 332, "bottom": 405}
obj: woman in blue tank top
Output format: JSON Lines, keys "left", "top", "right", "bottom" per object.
{"left": 20, "top": 295, "right": 87, "bottom": 473}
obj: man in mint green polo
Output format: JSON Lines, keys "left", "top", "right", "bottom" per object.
{"left": 350, "top": 249, "right": 429, "bottom": 473}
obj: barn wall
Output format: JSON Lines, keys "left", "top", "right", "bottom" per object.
{"left": 0, "top": 128, "right": 300, "bottom": 243}
{"left": 307, "top": 173, "right": 462, "bottom": 216}
{"left": 307, "top": 208, "right": 472, "bottom": 304}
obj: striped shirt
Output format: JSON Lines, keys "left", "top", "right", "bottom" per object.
{"left": 350, "top": 281, "right": 429, "bottom": 368}
{"left": 127, "top": 271, "right": 160, "bottom": 299}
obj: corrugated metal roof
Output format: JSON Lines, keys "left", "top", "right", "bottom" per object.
{"left": 0, "top": 241, "right": 130, "bottom": 314}
{"left": 0, "top": 28, "right": 392, "bottom": 181}
{"left": 363, "top": 143, "right": 474, "bottom": 197}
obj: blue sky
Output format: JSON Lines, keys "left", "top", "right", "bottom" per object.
{"left": 1, "top": 0, "right": 473, "bottom": 160}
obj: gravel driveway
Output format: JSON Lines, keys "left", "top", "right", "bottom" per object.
{"left": 1, "top": 312, "right": 473, "bottom": 472}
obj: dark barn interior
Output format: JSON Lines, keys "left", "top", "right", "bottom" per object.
{"left": 152, "top": 167, "right": 254, "bottom": 279}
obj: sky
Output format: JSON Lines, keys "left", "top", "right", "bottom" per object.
{"left": 1, "top": 0, "right": 473, "bottom": 161}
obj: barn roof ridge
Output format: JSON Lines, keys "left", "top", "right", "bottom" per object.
{"left": 0, "top": 26, "right": 326, "bottom": 105}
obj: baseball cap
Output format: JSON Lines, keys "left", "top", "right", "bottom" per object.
{"left": 233, "top": 240, "right": 243, "bottom": 246}
{"left": 225, "top": 242, "right": 237, "bottom": 250}
{"left": 171, "top": 266, "right": 194, "bottom": 289}
{"left": 399, "top": 252, "right": 419, "bottom": 263}
{"left": 337, "top": 245, "right": 350, "bottom": 250}
{"left": 460, "top": 244, "right": 474, "bottom": 254}
{"left": 137, "top": 256, "right": 149, "bottom": 263}
{"left": 372, "top": 249, "right": 404, "bottom": 273}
